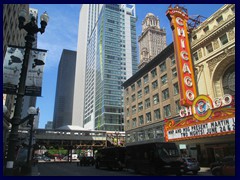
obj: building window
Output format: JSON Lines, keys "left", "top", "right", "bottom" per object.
{"left": 126, "top": 120, "right": 130, "bottom": 130}
{"left": 146, "top": 112, "right": 151, "bottom": 123}
{"left": 192, "top": 34, "right": 197, "bottom": 40}
{"left": 138, "top": 102, "right": 143, "bottom": 112}
{"left": 131, "top": 84, "right": 135, "bottom": 91}
{"left": 162, "top": 89, "right": 169, "bottom": 101}
{"left": 203, "top": 26, "right": 209, "bottom": 33}
{"left": 153, "top": 94, "right": 159, "bottom": 105}
{"left": 151, "top": 68, "right": 157, "bottom": 79}
{"left": 161, "top": 74, "right": 168, "bottom": 85}
{"left": 175, "top": 100, "right": 181, "bottom": 114}
{"left": 144, "top": 86, "right": 149, "bottom": 94}
{"left": 163, "top": 104, "right": 171, "bottom": 118}
{"left": 126, "top": 97, "right": 129, "bottom": 104}
{"left": 126, "top": 88, "right": 129, "bottom": 95}
{"left": 173, "top": 83, "right": 179, "bottom": 95}
{"left": 131, "top": 94, "right": 136, "bottom": 102}
{"left": 145, "top": 98, "right": 151, "bottom": 109}
{"left": 154, "top": 109, "right": 161, "bottom": 120}
{"left": 171, "top": 55, "right": 175, "bottom": 66}
{"left": 132, "top": 105, "right": 136, "bottom": 115}
{"left": 139, "top": 115, "right": 144, "bottom": 126}
{"left": 206, "top": 43, "right": 213, "bottom": 53}
{"left": 137, "top": 79, "right": 141, "bottom": 88}
{"left": 193, "top": 51, "right": 199, "bottom": 61}
{"left": 126, "top": 108, "right": 129, "bottom": 117}
{"left": 159, "top": 62, "right": 166, "bottom": 73}
{"left": 231, "top": 6, "right": 235, "bottom": 13}
{"left": 132, "top": 118, "right": 137, "bottom": 128}
{"left": 152, "top": 80, "right": 158, "bottom": 90}
{"left": 137, "top": 90, "right": 142, "bottom": 99}
{"left": 216, "top": 16, "right": 223, "bottom": 24}
{"left": 219, "top": 33, "right": 228, "bottom": 45}
{"left": 143, "top": 75, "right": 149, "bottom": 84}
{"left": 172, "top": 67, "right": 177, "bottom": 78}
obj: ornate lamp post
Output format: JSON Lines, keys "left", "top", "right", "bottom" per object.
{"left": 4, "top": 9, "right": 49, "bottom": 176}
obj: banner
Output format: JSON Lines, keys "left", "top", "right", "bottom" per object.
{"left": 25, "top": 48, "right": 47, "bottom": 96}
{"left": 3, "top": 46, "right": 24, "bottom": 94}
{"left": 3, "top": 46, "right": 47, "bottom": 96}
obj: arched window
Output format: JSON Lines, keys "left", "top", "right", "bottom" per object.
{"left": 222, "top": 64, "right": 235, "bottom": 96}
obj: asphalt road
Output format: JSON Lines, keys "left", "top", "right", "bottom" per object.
{"left": 38, "top": 162, "right": 142, "bottom": 176}
{"left": 37, "top": 162, "right": 213, "bottom": 176}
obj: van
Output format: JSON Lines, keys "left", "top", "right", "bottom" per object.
{"left": 95, "top": 147, "right": 125, "bottom": 170}
{"left": 126, "top": 142, "right": 183, "bottom": 175}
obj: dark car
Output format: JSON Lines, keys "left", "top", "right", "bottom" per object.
{"left": 210, "top": 156, "right": 234, "bottom": 171}
{"left": 80, "top": 156, "right": 94, "bottom": 166}
{"left": 222, "top": 159, "right": 235, "bottom": 176}
{"left": 182, "top": 157, "right": 200, "bottom": 175}
{"left": 43, "top": 156, "right": 51, "bottom": 161}
{"left": 211, "top": 156, "right": 235, "bottom": 176}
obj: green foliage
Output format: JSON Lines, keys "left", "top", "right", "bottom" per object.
{"left": 47, "top": 149, "right": 68, "bottom": 155}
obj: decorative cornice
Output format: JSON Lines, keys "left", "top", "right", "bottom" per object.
{"left": 191, "top": 15, "right": 235, "bottom": 48}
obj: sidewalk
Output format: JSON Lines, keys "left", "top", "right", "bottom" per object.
{"left": 30, "top": 165, "right": 40, "bottom": 176}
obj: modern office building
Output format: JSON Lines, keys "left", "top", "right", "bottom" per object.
{"left": 73, "top": 4, "right": 138, "bottom": 131}
{"left": 53, "top": 49, "right": 77, "bottom": 129}
{"left": 138, "top": 13, "right": 166, "bottom": 69}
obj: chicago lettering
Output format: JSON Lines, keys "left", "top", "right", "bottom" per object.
{"left": 175, "top": 16, "right": 195, "bottom": 105}
{"left": 180, "top": 94, "right": 233, "bottom": 118}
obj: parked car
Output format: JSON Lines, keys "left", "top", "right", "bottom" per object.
{"left": 210, "top": 156, "right": 235, "bottom": 171}
{"left": 222, "top": 159, "right": 235, "bottom": 176}
{"left": 80, "top": 156, "right": 94, "bottom": 166}
{"left": 182, "top": 157, "right": 200, "bottom": 175}
{"left": 211, "top": 156, "right": 235, "bottom": 176}
{"left": 42, "top": 156, "right": 51, "bottom": 161}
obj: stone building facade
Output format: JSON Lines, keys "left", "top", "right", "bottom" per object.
{"left": 122, "top": 4, "right": 235, "bottom": 165}
{"left": 138, "top": 13, "right": 166, "bottom": 69}
{"left": 122, "top": 43, "right": 180, "bottom": 145}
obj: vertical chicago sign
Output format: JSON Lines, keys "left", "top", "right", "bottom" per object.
{"left": 166, "top": 5, "right": 197, "bottom": 106}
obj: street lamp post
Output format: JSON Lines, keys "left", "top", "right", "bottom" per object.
{"left": 26, "top": 107, "right": 39, "bottom": 165}
{"left": 4, "top": 9, "right": 49, "bottom": 176}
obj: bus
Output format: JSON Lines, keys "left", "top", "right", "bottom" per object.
{"left": 95, "top": 147, "right": 125, "bottom": 170}
{"left": 125, "top": 142, "right": 183, "bottom": 175}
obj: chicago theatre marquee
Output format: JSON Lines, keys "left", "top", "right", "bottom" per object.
{"left": 165, "top": 4, "right": 235, "bottom": 164}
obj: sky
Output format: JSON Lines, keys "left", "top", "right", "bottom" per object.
{"left": 30, "top": 4, "right": 225, "bottom": 128}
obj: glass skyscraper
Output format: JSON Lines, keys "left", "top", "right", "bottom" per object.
{"left": 73, "top": 4, "right": 138, "bottom": 131}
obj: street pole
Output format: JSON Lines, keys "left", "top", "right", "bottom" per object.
{"left": 5, "top": 34, "right": 35, "bottom": 176}
{"left": 26, "top": 115, "right": 34, "bottom": 165}
{"left": 4, "top": 10, "right": 48, "bottom": 176}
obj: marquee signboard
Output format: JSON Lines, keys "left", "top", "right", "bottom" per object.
{"left": 164, "top": 106, "right": 235, "bottom": 142}
{"left": 166, "top": 6, "right": 197, "bottom": 106}
{"left": 164, "top": 5, "right": 235, "bottom": 143}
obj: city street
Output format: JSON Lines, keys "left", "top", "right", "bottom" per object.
{"left": 37, "top": 162, "right": 213, "bottom": 176}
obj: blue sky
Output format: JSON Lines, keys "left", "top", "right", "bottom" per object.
{"left": 31, "top": 4, "right": 224, "bottom": 128}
